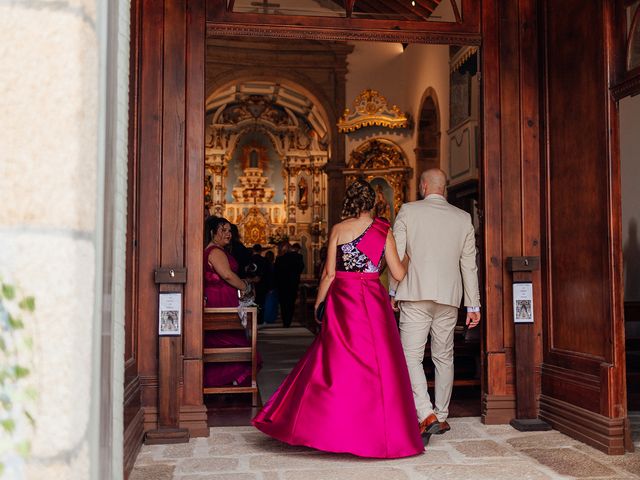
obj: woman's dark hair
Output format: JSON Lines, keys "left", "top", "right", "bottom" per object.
{"left": 230, "top": 223, "right": 241, "bottom": 243}
{"left": 204, "top": 216, "right": 231, "bottom": 245}
{"left": 341, "top": 179, "right": 376, "bottom": 219}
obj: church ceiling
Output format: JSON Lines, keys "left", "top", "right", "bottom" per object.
{"left": 229, "top": 0, "right": 455, "bottom": 22}
{"left": 207, "top": 81, "right": 328, "bottom": 140}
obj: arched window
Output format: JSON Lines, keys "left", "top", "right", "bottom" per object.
{"left": 415, "top": 90, "right": 440, "bottom": 198}
{"left": 628, "top": 4, "right": 640, "bottom": 71}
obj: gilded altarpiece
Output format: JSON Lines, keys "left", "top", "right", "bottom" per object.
{"left": 205, "top": 88, "right": 329, "bottom": 271}
{"left": 343, "top": 139, "right": 412, "bottom": 222}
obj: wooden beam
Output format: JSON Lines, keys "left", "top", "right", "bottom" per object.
{"left": 354, "top": 0, "right": 397, "bottom": 21}
{"left": 379, "top": 0, "right": 432, "bottom": 22}
{"left": 206, "top": 8, "right": 481, "bottom": 38}
{"left": 449, "top": 0, "right": 462, "bottom": 23}
{"left": 345, "top": 0, "right": 356, "bottom": 18}
{"left": 414, "top": 0, "right": 437, "bottom": 15}
{"left": 206, "top": 19, "right": 481, "bottom": 45}
{"left": 422, "top": 0, "right": 440, "bottom": 11}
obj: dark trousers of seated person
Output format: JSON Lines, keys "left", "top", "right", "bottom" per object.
{"left": 278, "top": 288, "right": 298, "bottom": 327}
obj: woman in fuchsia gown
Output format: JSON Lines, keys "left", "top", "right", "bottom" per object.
{"left": 203, "top": 216, "right": 254, "bottom": 387}
{"left": 253, "top": 179, "right": 423, "bottom": 458}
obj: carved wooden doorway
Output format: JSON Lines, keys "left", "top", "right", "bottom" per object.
{"left": 124, "top": 3, "right": 634, "bottom": 476}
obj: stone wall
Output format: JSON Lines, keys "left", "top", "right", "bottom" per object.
{"left": 0, "top": 0, "right": 130, "bottom": 478}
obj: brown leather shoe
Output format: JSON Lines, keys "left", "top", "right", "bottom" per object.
{"left": 434, "top": 420, "right": 450, "bottom": 434}
{"left": 419, "top": 413, "right": 441, "bottom": 436}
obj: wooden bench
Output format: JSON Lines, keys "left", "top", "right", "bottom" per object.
{"left": 203, "top": 307, "right": 259, "bottom": 406}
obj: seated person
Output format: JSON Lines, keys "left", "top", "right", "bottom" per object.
{"left": 250, "top": 244, "right": 269, "bottom": 323}
{"left": 262, "top": 250, "right": 278, "bottom": 325}
{"left": 204, "top": 216, "right": 259, "bottom": 387}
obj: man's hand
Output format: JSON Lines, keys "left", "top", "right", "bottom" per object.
{"left": 466, "top": 311, "right": 481, "bottom": 329}
{"left": 390, "top": 297, "right": 400, "bottom": 312}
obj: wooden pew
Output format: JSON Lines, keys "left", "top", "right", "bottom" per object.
{"left": 203, "top": 306, "right": 259, "bottom": 406}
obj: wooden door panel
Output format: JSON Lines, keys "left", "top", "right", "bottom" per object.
{"left": 541, "top": 0, "right": 628, "bottom": 454}
{"left": 545, "top": 0, "right": 610, "bottom": 360}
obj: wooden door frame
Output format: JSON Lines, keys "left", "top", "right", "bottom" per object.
{"left": 125, "top": 3, "right": 635, "bottom": 472}
{"left": 125, "top": 0, "right": 538, "bottom": 450}
{"left": 124, "top": 1, "right": 524, "bottom": 449}
{"left": 198, "top": 0, "right": 509, "bottom": 423}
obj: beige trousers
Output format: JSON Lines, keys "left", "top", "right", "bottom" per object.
{"left": 399, "top": 300, "right": 458, "bottom": 423}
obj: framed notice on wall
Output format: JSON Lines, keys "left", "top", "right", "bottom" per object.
{"left": 158, "top": 292, "right": 182, "bottom": 336}
{"left": 513, "top": 283, "right": 534, "bottom": 323}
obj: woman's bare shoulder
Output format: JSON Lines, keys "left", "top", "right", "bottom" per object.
{"left": 208, "top": 247, "right": 226, "bottom": 259}
{"left": 331, "top": 219, "right": 353, "bottom": 232}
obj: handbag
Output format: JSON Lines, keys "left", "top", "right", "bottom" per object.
{"left": 315, "top": 300, "right": 326, "bottom": 323}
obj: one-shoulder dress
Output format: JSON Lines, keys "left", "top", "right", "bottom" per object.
{"left": 252, "top": 218, "right": 423, "bottom": 458}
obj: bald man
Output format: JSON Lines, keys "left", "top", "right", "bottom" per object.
{"left": 390, "top": 168, "right": 481, "bottom": 442}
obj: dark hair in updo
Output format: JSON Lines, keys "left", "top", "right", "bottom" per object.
{"left": 204, "top": 216, "right": 231, "bottom": 245}
{"left": 341, "top": 179, "right": 376, "bottom": 219}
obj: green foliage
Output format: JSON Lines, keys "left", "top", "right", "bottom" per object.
{"left": 0, "top": 279, "right": 36, "bottom": 477}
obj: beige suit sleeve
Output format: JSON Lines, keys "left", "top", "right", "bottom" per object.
{"left": 389, "top": 205, "right": 408, "bottom": 294}
{"left": 460, "top": 219, "right": 480, "bottom": 307}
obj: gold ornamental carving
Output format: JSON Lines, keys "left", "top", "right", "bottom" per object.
{"left": 337, "top": 89, "right": 409, "bottom": 133}
{"left": 348, "top": 138, "right": 407, "bottom": 169}
{"left": 344, "top": 138, "right": 412, "bottom": 218}
{"left": 241, "top": 207, "right": 269, "bottom": 245}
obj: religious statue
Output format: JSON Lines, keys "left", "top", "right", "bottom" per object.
{"left": 204, "top": 175, "right": 214, "bottom": 215}
{"left": 298, "top": 177, "right": 309, "bottom": 211}
{"left": 373, "top": 184, "right": 391, "bottom": 220}
{"left": 249, "top": 149, "right": 259, "bottom": 168}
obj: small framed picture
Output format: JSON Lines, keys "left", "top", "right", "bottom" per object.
{"left": 159, "top": 292, "right": 182, "bottom": 336}
{"left": 513, "top": 282, "right": 534, "bottom": 323}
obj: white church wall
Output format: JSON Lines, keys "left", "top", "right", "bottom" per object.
{"left": 402, "top": 43, "right": 451, "bottom": 199}
{"left": 621, "top": 94, "right": 640, "bottom": 302}
{"left": 344, "top": 42, "right": 451, "bottom": 202}
{"left": 344, "top": 42, "right": 412, "bottom": 173}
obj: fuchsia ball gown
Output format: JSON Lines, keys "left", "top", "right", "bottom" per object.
{"left": 253, "top": 218, "right": 423, "bottom": 458}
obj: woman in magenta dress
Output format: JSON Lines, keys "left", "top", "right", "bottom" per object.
{"left": 204, "top": 216, "right": 253, "bottom": 387}
{"left": 253, "top": 179, "right": 423, "bottom": 458}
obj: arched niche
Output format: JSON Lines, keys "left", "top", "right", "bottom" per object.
{"left": 628, "top": 5, "right": 640, "bottom": 71}
{"left": 415, "top": 88, "right": 441, "bottom": 198}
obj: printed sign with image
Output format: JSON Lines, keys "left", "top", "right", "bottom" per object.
{"left": 159, "top": 292, "right": 182, "bottom": 335}
{"left": 513, "top": 283, "right": 534, "bottom": 323}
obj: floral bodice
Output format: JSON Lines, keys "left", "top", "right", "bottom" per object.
{"left": 335, "top": 223, "right": 384, "bottom": 273}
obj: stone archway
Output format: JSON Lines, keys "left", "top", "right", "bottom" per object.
{"left": 204, "top": 80, "right": 331, "bottom": 273}
{"left": 205, "top": 38, "right": 353, "bottom": 225}
{"left": 414, "top": 88, "right": 441, "bottom": 198}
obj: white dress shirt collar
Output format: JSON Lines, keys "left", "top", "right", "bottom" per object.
{"left": 425, "top": 193, "right": 446, "bottom": 201}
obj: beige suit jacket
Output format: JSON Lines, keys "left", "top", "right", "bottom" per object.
{"left": 390, "top": 194, "right": 480, "bottom": 308}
